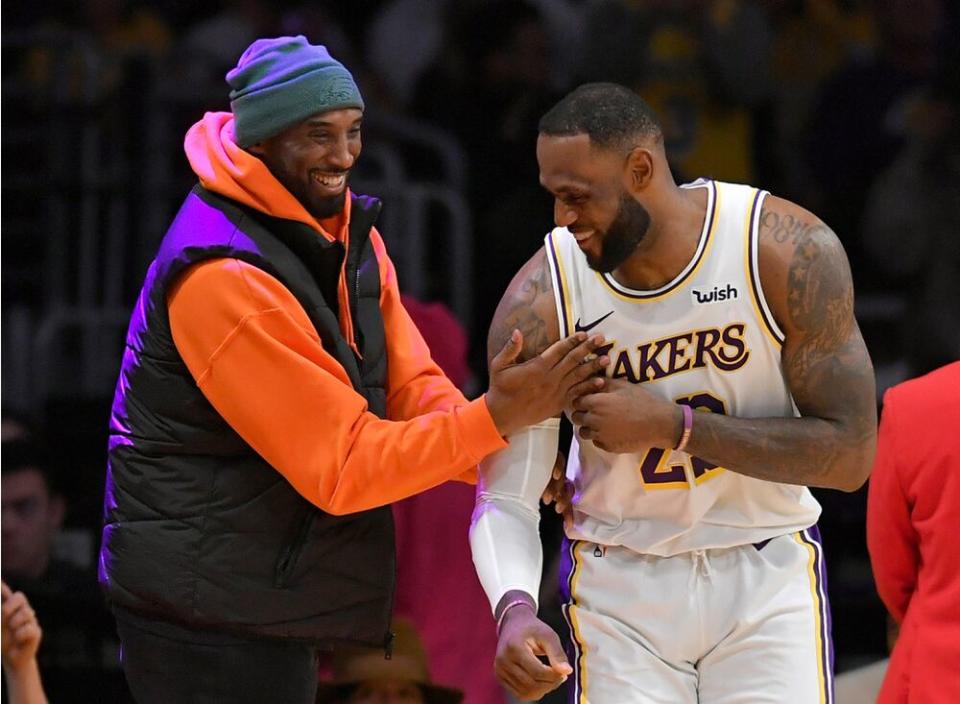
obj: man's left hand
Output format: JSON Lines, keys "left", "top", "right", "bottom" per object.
{"left": 540, "top": 452, "right": 574, "bottom": 516}
{"left": 571, "top": 378, "right": 680, "bottom": 453}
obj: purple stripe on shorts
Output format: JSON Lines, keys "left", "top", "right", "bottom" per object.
{"left": 802, "top": 526, "right": 835, "bottom": 704}
{"left": 559, "top": 536, "right": 584, "bottom": 704}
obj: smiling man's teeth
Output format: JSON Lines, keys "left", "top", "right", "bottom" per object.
{"left": 315, "top": 173, "right": 345, "bottom": 187}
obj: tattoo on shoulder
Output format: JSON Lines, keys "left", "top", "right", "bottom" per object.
{"left": 487, "top": 248, "right": 558, "bottom": 363}
{"left": 759, "top": 209, "right": 816, "bottom": 246}
{"left": 780, "top": 216, "right": 865, "bottom": 400}
{"left": 785, "top": 223, "right": 853, "bottom": 342}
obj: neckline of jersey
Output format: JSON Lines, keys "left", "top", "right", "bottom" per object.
{"left": 597, "top": 178, "right": 718, "bottom": 300}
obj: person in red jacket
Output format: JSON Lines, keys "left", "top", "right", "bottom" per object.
{"left": 867, "top": 361, "right": 960, "bottom": 703}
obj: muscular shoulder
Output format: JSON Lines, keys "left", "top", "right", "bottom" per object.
{"left": 486, "top": 247, "right": 560, "bottom": 363}
{"left": 756, "top": 195, "right": 854, "bottom": 339}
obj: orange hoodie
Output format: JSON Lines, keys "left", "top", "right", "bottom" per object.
{"left": 168, "top": 112, "right": 504, "bottom": 514}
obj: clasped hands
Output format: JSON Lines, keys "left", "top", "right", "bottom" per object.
{"left": 569, "top": 376, "right": 683, "bottom": 454}
{"left": 541, "top": 376, "right": 684, "bottom": 513}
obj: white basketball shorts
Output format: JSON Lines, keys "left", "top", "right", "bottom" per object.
{"left": 558, "top": 527, "right": 834, "bottom": 703}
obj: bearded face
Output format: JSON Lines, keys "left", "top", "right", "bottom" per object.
{"left": 586, "top": 191, "right": 652, "bottom": 273}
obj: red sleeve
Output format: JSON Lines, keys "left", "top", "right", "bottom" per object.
{"left": 866, "top": 388, "right": 919, "bottom": 624}
{"left": 167, "top": 258, "right": 505, "bottom": 515}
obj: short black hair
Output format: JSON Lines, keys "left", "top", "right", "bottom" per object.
{"left": 1, "top": 438, "right": 56, "bottom": 494}
{"left": 538, "top": 82, "right": 663, "bottom": 151}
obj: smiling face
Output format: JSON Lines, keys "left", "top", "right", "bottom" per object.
{"left": 537, "top": 133, "right": 652, "bottom": 272}
{"left": 249, "top": 108, "right": 362, "bottom": 220}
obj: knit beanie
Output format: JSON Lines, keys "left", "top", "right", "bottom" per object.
{"left": 227, "top": 36, "right": 364, "bottom": 148}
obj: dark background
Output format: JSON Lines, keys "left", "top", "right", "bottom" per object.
{"left": 2, "top": 0, "right": 958, "bottom": 693}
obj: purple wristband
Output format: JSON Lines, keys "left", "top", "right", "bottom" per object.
{"left": 674, "top": 405, "right": 693, "bottom": 452}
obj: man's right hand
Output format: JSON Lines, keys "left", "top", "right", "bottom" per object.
{"left": 486, "top": 330, "right": 608, "bottom": 437}
{"left": 1, "top": 581, "right": 42, "bottom": 672}
{"left": 495, "top": 599, "right": 572, "bottom": 701}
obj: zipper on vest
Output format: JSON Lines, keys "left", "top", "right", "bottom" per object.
{"left": 352, "top": 265, "right": 364, "bottom": 360}
{"left": 384, "top": 628, "right": 394, "bottom": 660}
{"left": 274, "top": 511, "right": 316, "bottom": 588}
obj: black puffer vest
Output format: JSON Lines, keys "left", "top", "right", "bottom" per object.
{"left": 100, "top": 186, "right": 394, "bottom": 647}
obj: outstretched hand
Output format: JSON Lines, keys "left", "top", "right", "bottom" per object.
{"left": 486, "top": 331, "right": 609, "bottom": 437}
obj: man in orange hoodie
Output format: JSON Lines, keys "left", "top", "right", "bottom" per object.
{"left": 98, "top": 36, "right": 607, "bottom": 704}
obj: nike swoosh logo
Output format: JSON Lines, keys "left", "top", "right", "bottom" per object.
{"left": 574, "top": 310, "right": 614, "bottom": 333}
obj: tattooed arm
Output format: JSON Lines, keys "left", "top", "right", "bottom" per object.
{"left": 487, "top": 247, "right": 562, "bottom": 366}
{"left": 681, "top": 196, "right": 877, "bottom": 490}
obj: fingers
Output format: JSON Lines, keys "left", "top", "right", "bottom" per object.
{"left": 548, "top": 335, "right": 607, "bottom": 377}
{"left": 577, "top": 426, "right": 612, "bottom": 452}
{"left": 542, "top": 452, "right": 568, "bottom": 504}
{"left": 553, "top": 480, "right": 574, "bottom": 515}
{"left": 552, "top": 450, "right": 566, "bottom": 479}
{"left": 496, "top": 619, "right": 570, "bottom": 701}
{"left": 5, "top": 605, "right": 36, "bottom": 632}
{"left": 1, "top": 581, "right": 12, "bottom": 600}
{"left": 566, "top": 377, "right": 604, "bottom": 408}
{"left": 2, "top": 591, "right": 28, "bottom": 621}
{"left": 537, "top": 332, "right": 589, "bottom": 368}
{"left": 496, "top": 653, "right": 566, "bottom": 702}
{"left": 496, "top": 660, "right": 539, "bottom": 700}
{"left": 490, "top": 329, "right": 524, "bottom": 372}
{"left": 564, "top": 358, "right": 609, "bottom": 394}
{"left": 540, "top": 632, "right": 574, "bottom": 677}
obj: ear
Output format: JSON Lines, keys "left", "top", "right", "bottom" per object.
{"left": 624, "top": 147, "right": 655, "bottom": 193}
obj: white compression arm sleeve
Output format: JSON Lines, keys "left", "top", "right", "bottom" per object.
{"left": 469, "top": 418, "right": 560, "bottom": 613}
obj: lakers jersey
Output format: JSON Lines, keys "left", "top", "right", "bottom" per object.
{"left": 544, "top": 179, "right": 821, "bottom": 556}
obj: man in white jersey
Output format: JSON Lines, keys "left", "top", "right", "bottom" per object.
{"left": 470, "top": 83, "right": 878, "bottom": 703}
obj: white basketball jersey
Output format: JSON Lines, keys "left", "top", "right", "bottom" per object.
{"left": 544, "top": 179, "right": 821, "bottom": 556}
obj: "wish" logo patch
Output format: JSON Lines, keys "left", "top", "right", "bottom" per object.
{"left": 691, "top": 284, "right": 738, "bottom": 305}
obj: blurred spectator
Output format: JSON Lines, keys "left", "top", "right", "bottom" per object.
{"left": 365, "top": 0, "right": 450, "bottom": 109}
{"left": 392, "top": 296, "right": 503, "bottom": 703}
{"left": 867, "top": 362, "right": 960, "bottom": 703}
{"left": 767, "top": 0, "right": 876, "bottom": 195}
{"left": 804, "top": 0, "right": 949, "bottom": 283}
{"left": 576, "top": 1, "right": 773, "bottom": 185}
{"left": 2, "top": 440, "right": 65, "bottom": 586}
{"left": 860, "top": 62, "right": 960, "bottom": 376}
{"left": 1, "top": 582, "right": 48, "bottom": 704}
{"left": 411, "top": 0, "right": 560, "bottom": 376}
{"left": 16, "top": 0, "right": 171, "bottom": 104}
{"left": 1, "top": 414, "right": 33, "bottom": 444}
{"left": 171, "top": 0, "right": 281, "bottom": 98}
{"left": 316, "top": 618, "right": 463, "bottom": 704}
{"left": 1, "top": 439, "right": 126, "bottom": 703}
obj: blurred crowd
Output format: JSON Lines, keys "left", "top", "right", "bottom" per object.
{"left": 2, "top": 1, "right": 958, "bottom": 702}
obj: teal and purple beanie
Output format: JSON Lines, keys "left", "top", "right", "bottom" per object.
{"left": 226, "top": 35, "right": 364, "bottom": 148}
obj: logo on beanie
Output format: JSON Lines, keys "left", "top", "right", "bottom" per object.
{"left": 318, "top": 77, "right": 360, "bottom": 106}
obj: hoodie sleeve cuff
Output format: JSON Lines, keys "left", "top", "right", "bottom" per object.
{"left": 455, "top": 396, "right": 508, "bottom": 463}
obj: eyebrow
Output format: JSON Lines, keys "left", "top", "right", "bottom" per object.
{"left": 541, "top": 182, "right": 588, "bottom": 196}
{"left": 305, "top": 119, "right": 363, "bottom": 128}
